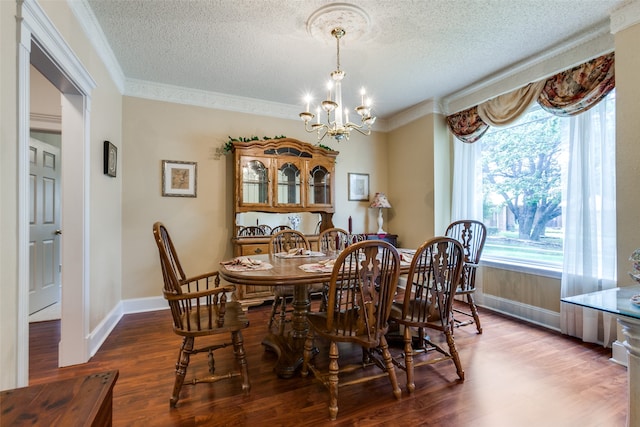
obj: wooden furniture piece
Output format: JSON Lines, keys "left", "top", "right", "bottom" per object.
{"left": 268, "top": 229, "right": 311, "bottom": 334}
{"left": 152, "top": 222, "right": 250, "bottom": 407}
{"left": 219, "top": 252, "right": 412, "bottom": 379}
{"left": 562, "top": 285, "right": 640, "bottom": 427}
{"left": 389, "top": 237, "right": 466, "bottom": 393}
{"left": 365, "top": 233, "right": 398, "bottom": 247}
{"left": 231, "top": 138, "right": 338, "bottom": 306}
{"left": 0, "top": 371, "right": 118, "bottom": 426}
{"left": 445, "top": 219, "right": 487, "bottom": 333}
{"left": 301, "top": 240, "right": 402, "bottom": 420}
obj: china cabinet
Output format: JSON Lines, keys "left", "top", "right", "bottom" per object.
{"left": 231, "top": 138, "right": 338, "bottom": 306}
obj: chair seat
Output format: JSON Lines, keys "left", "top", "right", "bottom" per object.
{"left": 390, "top": 300, "right": 442, "bottom": 324}
{"left": 307, "top": 312, "right": 385, "bottom": 346}
{"left": 177, "top": 301, "right": 249, "bottom": 336}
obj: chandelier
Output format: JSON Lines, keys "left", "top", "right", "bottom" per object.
{"left": 299, "top": 27, "right": 376, "bottom": 142}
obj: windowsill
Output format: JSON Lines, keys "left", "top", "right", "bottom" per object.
{"left": 481, "top": 257, "right": 562, "bottom": 280}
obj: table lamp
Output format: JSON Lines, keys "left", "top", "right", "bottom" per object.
{"left": 370, "top": 192, "right": 391, "bottom": 234}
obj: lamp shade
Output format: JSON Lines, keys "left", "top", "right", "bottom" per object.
{"left": 370, "top": 192, "right": 391, "bottom": 209}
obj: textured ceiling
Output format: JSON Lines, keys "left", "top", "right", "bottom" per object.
{"left": 85, "top": 0, "right": 626, "bottom": 120}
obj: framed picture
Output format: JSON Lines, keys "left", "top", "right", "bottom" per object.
{"left": 103, "top": 140, "right": 117, "bottom": 177}
{"left": 348, "top": 173, "right": 369, "bottom": 201}
{"left": 162, "top": 160, "right": 197, "bottom": 197}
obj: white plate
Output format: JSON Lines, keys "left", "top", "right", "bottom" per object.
{"left": 630, "top": 294, "right": 640, "bottom": 307}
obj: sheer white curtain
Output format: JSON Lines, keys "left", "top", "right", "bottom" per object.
{"left": 560, "top": 94, "right": 617, "bottom": 346}
{"left": 451, "top": 138, "right": 483, "bottom": 222}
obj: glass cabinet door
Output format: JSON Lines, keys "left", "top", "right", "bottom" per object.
{"left": 242, "top": 159, "right": 269, "bottom": 205}
{"left": 276, "top": 161, "right": 301, "bottom": 205}
{"left": 308, "top": 165, "right": 331, "bottom": 205}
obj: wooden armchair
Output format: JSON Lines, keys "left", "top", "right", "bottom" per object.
{"left": 389, "top": 236, "right": 466, "bottom": 392}
{"left": 445, "top": 219, "right": 487, "bottom": 333}
{"left": 301, "top": 240, "right": 402, "bottom": 420}
{"left": 268, "top": 229, "right": 311, "bottom": 334}
{"left": 152, "top": 222, "right": 250, "bottom": 407}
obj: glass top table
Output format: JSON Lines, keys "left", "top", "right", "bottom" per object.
{"left": 561, "top": 284, "right": 640, "bottom": 320}
{"left": 561, "top": 284, "right": 640, "bottom": 427}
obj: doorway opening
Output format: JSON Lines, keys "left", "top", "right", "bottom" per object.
{"left": 18, "top": 0, "right": 96, "bottom": 385}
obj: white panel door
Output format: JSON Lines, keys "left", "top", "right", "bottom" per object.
{"left": 29, "top": 137, "right": 61, "bottom": 314}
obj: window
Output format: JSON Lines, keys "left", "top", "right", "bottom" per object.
{"left": 479, "top": 91, "right": 616, "bottom": 271}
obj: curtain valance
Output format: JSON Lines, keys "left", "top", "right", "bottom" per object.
{"left": 447, "top": 52, "right": 615, "bottom": 142}
{"left": 538, "top": 52, "right": 615, "bottom": 117}
{"left": 477, "top": 81, "right": 546, "bottom": 126}
{"left": 445, "top": 106, "right": 489, "bottom": 144}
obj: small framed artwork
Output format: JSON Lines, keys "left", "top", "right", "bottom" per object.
{"left": 162, "top": 160, "right": 197, "bottom": 197}
{"left": 348, "top": 173, "right": 369, "bottom": 201}
{"left": 103, "top": 140, "right": 117, "bottom": 177}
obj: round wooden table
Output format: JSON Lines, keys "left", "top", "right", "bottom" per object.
{"left": 219, "top": 252, "right": 335, "bottom": 378}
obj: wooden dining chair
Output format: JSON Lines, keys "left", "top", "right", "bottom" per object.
{"left": 318, "top": 227, "right": 349, "bottom": 254}
{"left": 347, "top": 233, "right": 367, "bottom": 245}
{"left": 258, "top": 224, "right": 272, "bottom": 235}
{"left": 238, "top": 225, "right": 266, "bottom": 237}
{"left": 445, "top": 219, "right": 487, "bottom": 333}
{"left": 317, "top": 227, "right": 350, "bottom": 311}
{"left": 152, "top": 222, "right": 250, "bottom": 407}
{"left": 389, "top": 236, "right": 465, "bottom": 393}
{"left": 270, "top": 225, "right": 292, "bottom": 234}
{"left": 301, "top": 240, "right": 402, "bottom": 420}
{"left": 268, "top": 229, "right": 311, "bottom": 334}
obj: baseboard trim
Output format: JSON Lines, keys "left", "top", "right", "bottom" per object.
{"left": 479, "top": 293, "right": 561, "bottom": 332}
{"left": 87, "top": 303, "right": 123, "bottom": 358}
{"left": 611, "top": 340, "right": 629, "bottom": 367}
{"left": 87, "top": 297, "right": 167, "bottom": 358}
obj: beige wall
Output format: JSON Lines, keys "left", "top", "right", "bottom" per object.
{"left": 121, "top": 96, "right": 390, "bottom": 300}
{"left": 614, "top": 23, "right": 640, "bottom": 287}
{"left": 387, "top": 114, "right": 439, "bottom": 249}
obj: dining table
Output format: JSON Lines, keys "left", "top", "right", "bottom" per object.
{"left": 219, "top": 248, "right": 414, "bottom": 378}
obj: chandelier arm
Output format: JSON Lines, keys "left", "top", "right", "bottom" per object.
{"left": 350, "top": 126, "right": 372, "bottom": 137}
{"left": 317, "top": 127, "right": 329, "bottom": 142}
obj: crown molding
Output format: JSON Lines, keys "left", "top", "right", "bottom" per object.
{"left": 67, "top": 0, "right": 125, "bottom": 93}
{"left": 385, "top": 99, "right": 443, "bottom": 131}
{"left": 610, "top": 0, "right": 640, "bottom": 34}
{"left": 442, "top": 19, "right": 613, "bottom": 114}
{"left": 124, "top": 78, "right": 302, "bottom": 120}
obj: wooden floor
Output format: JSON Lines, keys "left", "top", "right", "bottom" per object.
{"left": 29, "top": 302, "right": 628, "bottom": 426}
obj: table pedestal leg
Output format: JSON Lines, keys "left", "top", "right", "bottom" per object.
{"left": 618, "top": 317, "right": 640, "bottom": 427}
{"left": 262, "top": 285, "right": 310, "bottom": 378}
